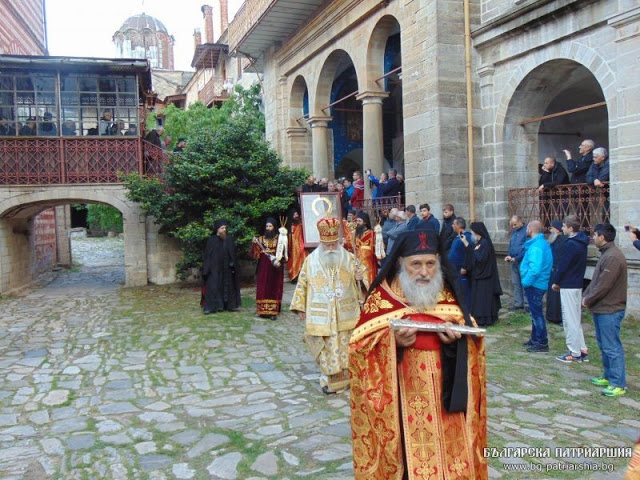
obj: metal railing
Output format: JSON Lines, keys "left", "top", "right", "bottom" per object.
{"left": 508, "top": 183, "right": 610, "bottom": 233}
{"left": 0, "top": 137, "right": 169, "bottom": 185}
{"left": 360, "top": 195, "right": 404, "bottom": 225}
{"left": 198, "top": 77, "right": 233, "bottom": 105}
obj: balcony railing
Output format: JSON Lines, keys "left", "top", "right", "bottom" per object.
{"left": 228, "top": 0, "right": 271, "bottom": 53}
{"left": 360, "top": 195, "right": 404, "bottom": 225}
{"left": 198, "top": 77, "right": 233, "bottom": 105}
{"left": 0, "top": 137, "right": 169, "bottom": 185}
{"left": 509, "top": 183, "right": 610, "bottom": 233}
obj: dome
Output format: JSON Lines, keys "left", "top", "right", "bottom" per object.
{"left": 117, "top": 13, "right": 169, "bottom": 35}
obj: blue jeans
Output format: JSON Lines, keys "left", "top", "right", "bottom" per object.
{"left": 525, "top": 287, "right": 547, "bottom": 345}
{"left": 512, "top": 262, "right": 526, "bottom": 308}
{"left": 593, "top": 311, "right": 626, "bottom": 388}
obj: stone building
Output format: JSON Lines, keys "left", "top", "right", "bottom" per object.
{"left": 0, "top": 0, "right": 47, "bottom": 56}
{"left": 113, "top": 13, "right": 176, "bottom": 70}
{"left": 227, "top": 0, "right": 640, "bottom": 312}
{"left": 182, "top": 1, "right": 258, "bottom": 109}
{"left": 0, "top": 0, "right": 69, "bottom": 282}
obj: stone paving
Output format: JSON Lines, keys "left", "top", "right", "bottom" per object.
{"left": 0, "top": 236, "right": 637, "bottom": 479}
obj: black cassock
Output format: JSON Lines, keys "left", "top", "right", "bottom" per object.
{"left": 202, "top": 234, "right": 241, "bottom": 312}
{"left": 466, "top": 237, "right": 503, "bottom": 326}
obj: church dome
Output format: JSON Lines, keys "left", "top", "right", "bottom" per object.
{"left": 113, "top": 12, "right": 175, "bottom": 70}
{"left": 118, "top": 13, "right": 169, "bottom": 34}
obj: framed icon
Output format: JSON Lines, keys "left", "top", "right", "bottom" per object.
{"left": 299, "top": 192, "right": 343, "bottom": 248}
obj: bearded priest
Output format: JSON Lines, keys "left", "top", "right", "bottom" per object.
{"left": 349, "top": 227, "right": 488, "bottom": 480}
{"left": 290, "top": 216, "right": 364, "bottom": 394}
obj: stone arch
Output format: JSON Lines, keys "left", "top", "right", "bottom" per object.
{"left": 499, "top": 59, "right": 608, "bottom": 192}
{"left": 0, "top": 185, "right": 148, "bottom": 292}
{"left": 313, "top": 49, "right": 359, "bottom": 115}
{"left": 364, "top": 15, "right": 402, "bottom": 91}
{"left": 289, "top": 75, "right": 309, "bottom": 126}
{"left": 494, "top": 43, "right": 615, "bottom": 146}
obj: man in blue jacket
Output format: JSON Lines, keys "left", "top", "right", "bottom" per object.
{"left": 585, "top": 147, "right": 609, "bottom": 186}
{"left": 551, "top": 215, "right": 589, "bottom": 363}
{"left": 505, "top": 216, "right": 528, "bottom": 311}
{"left": 521, "top": 220, "right": 553, "bottom": 352}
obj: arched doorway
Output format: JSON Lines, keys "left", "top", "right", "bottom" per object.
{"left": 503, "top": 59, "right": 609, "bottom": 232}
{"left": 504, "top": 59, "right": 608, "bottom": 188}
{"left": 314, "top": 49, "right": 360, "bottom": 180}
{"left": 365, "top": 16, "right": 403, "bottom": 177}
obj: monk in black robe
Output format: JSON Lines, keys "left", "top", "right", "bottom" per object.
{"left": 202, "top": 219, "right": 241, "bottom": 314}
{"left": 461, "top": 221, "right": 503, "bottom": 326}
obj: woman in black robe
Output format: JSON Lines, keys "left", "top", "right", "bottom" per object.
{"left": 461, "top": 221, "right": 503, "bottom": 326}
{"left": 202, "top": 219, "right": 241, "bottom": 313}
{"left": 546, "top": 220, "right": 566, "bottom": 324}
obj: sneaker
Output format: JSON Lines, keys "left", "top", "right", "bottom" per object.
{"left": 590, "top": 377, "right": 609, "bottom": 387}
{"left": 526, "top": 343, "right": 549, "bottom": 352}
{"left": 556, "top": 352, "right": 582, "bottom": 363}
{"left": 522, "top": 339, "right": 534, "bottom": 347}
{"left": 602, "top": 386, "right": 626, "bottom": 397}
{"left": 580, "top": 351, "right": 589, "bottom": 363}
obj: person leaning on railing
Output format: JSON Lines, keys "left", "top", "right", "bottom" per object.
{"left": 538, "top": 156, "right": 569, "bottom": 191}
{"left": 585, "top": 147, "right": 610, "bottom": 187}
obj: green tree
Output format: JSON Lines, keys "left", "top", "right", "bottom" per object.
{"left": 85, "top": 204, "right": 123, "bottom": 234}
{"left": 125, "top": 86, "right": 307, "bottom": 277}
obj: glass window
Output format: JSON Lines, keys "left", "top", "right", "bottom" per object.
{"left": 61, "top": 74, "right": 138, "bottom": 136}
{"left": 16, "top": 76, "right": 34, "bottom": 91}
{"left": 99, "top": 78, "right": 117, "bottom": 92}
{"left": 0, "top": 76, "right": 13, "bottom": 90}
{"left": 35, "top": 77, "right": 55, "bottom": 92}
{"left": 60, "top": 75, "right": 77, "bottom": 92}
{"left": 78, "top": 77, "right": 97, "bottom": 92}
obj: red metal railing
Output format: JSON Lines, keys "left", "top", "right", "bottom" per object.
{"left": 0, "top": 137, "right": 169, "bottom": 185}
{"left": 360, "top": 195, "right": 404, "bottom": 225}
{"left": 508, "top": 183, "right": 610, "bottom": 233}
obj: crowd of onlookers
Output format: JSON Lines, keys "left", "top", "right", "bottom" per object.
{"left": 0, "top": 110, "right": 139, "bottom": 138}
{"left": 539, "top": 138, "right": 609, "bottom": 188}
{"left": 297, "top": 168, "right": 406, "bottom": 216}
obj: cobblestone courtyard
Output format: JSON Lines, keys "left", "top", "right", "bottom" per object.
{"left": 0, "top": 237, "right": 638, "bottom": 479}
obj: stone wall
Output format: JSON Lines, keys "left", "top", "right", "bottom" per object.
{"left": 0, "top": 0, "right": 47, "bottom": 55}
{"left": 32, "top": 208, "right": 57, "bottom": 274}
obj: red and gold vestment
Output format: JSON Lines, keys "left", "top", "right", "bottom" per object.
{"left": 349, "top": 279, "right": 488, "bottom": 480}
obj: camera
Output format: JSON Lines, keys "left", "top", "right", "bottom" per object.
{"left": 624, "top": 225, "right": 631, "bottom": 232}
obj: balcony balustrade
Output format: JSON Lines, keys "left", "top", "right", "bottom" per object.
{"left": 0, "top": 137, "right": 168, "bottom": 185}
{"left": 198, "top": 77, "right": 233, "bottom": 105}
{"left": 508, "top": 183, "right": 610, "bottom": 233}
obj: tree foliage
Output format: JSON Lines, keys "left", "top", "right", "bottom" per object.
{"left": 125, "top": 85, "right": 307, "bottom": 277}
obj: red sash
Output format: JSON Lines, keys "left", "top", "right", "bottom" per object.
{"left": 406, "top": 313, "right": 444, "bottom": 350}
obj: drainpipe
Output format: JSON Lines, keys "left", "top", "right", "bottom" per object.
{"left": 463, "top": 0, "right": 475, "bottom": 220}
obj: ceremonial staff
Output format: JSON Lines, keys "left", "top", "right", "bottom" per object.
{"left": 350, "top": 221, "right": 365, "bottom": 310}
{"left": 251, "top": 237, "right": 281, "bottom": 267}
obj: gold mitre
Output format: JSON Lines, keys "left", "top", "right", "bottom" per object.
{"left": 316, "top": 216, "right": 340, "bottom": 243}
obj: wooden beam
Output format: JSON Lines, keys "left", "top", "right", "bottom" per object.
{"left": 520, "top": 101, "right": 606, "bottom": 126}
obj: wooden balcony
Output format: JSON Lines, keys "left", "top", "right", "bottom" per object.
{"left": 198, "top": 77, "right": 233, "bottom": 106}
{"left": 228, "top": 0, "right": 325, "bottom": 71}
{"left": 0, "top": 137, "right": 168, "bottom": 185}
{"left": 508, "top": 183, "right": 610, "bottom": 233}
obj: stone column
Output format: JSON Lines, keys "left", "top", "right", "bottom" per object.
{"left": 122, "top": 205, "right": 148, "bottom": 287}
{"left": 286, "top": 126, "right": 311, "bottom": 170}
{"left": 306, "top": 116, "right": 333, "bottom": 179}
{"left": 356, "top": 91, "right": 389, "bottom": 198}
